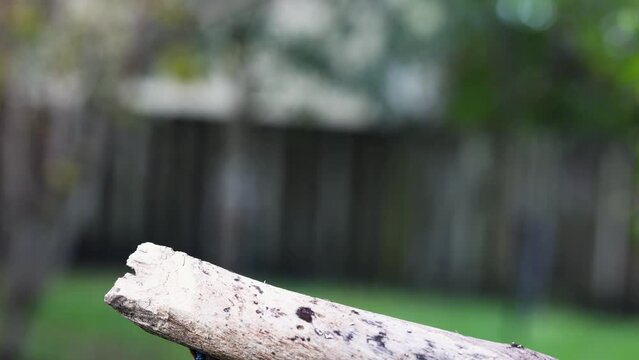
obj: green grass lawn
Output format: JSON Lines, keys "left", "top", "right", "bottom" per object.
{"left": 19, "top": 271, "right": 639, "bottom": 359}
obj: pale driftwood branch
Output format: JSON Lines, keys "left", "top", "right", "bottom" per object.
{"left": 104, "top": 243, "right": 555, "bottom": 360}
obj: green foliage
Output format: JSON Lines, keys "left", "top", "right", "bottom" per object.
{"left": 152, "top": 0, "right": 192, "bottom": 27}
{"left": 5, "top": 0, "right": 634, "bottom": 133}
{"left": 447, "top": 0, "right": 639, "bottom": 133}
{"left": 5, "top": 1, "right": 45, "bottom": 42}
{"left": 153, "top": 43, "right": 209, "bottom": 81}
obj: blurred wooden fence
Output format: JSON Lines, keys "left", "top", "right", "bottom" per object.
{"left": 79, "top": 119, "right": 639, "bottom": 309}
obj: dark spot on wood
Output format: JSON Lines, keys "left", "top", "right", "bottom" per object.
{"left": 296, "top": 307, "right": 315, "bottom": 323}
{"left": 415, "top": 346, "right": 437, "bottom": 359}
{"left": 223, "top": 307, "right": 230, "bottom": 313}
{"left": 407, "top": 330, "right": 412, "bottom": 334}
{"left": 351, "top": 310, "right": 360, "bottom": 315}
{"left": 253, "top": 301, "right": 259, "bottom": 305}
{"left": 234, "top": 277, "right": 240, "bottom": 281}
{"left": 297, "top": 325, "right": 304, "bottom": 330}
{"left": 362, "top": 318, "right": 384, "bottom": 329}
{"left": 333, "top": 330, "right": 341, "bottom": 336}
{"left": 256, "top": 309, "right": 262, "bottom": 314}
{"left": 367, "top": 331, "right": 387, "bottom": 348}
{"left": 310, "top": 298, "right": 318, "bottom": 304}
{"left": 251, "top": 285, "right": 264, "bottom": 294}
{"left": 510, "top": 342, "right": 524, "bottom": 349}
{"left": 289, "top": 335, "right": 310, "bottom": 342}
{"left": 270, "top": 308, "right": 286, "bottom": 318}
{"left": 345, "top": 332, "right": 354, "bottom": 342}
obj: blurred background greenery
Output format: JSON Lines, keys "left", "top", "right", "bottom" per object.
{"left": 2, "top": 0, "right": 639, "bottom": 359}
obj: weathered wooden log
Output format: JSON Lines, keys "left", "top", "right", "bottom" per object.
{"left": 104, "top": 243, "right": 555, "bottom": 360}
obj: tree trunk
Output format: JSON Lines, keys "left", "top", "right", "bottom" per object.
{"left": 105, "top": 243, "right": 555, "bottom": 360}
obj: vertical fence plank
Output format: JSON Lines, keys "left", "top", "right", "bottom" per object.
{"left": 591, "top": 143, "right": 633, "bottom": 304}
{"left": 314, "top": 131, "right": 353, "bottom": 275}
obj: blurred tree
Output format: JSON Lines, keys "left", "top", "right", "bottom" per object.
{"left": 448, "top": 0, "right": 639, "bottom": 132}
{"left": 0, "top": 1, "right": 141, "bottom": 357}
{"left": 0, "top": 1, "right": 262, "bottom": 357}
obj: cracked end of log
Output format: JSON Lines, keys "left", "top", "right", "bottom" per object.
{"left": 105, "top": 242, "right": 556, "bottom": 360}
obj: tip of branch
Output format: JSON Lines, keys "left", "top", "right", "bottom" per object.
{"left": 104, "top": 242, "right": 173, "bottom": 307}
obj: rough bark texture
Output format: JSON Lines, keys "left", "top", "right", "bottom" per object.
{"left": 105, "top": 243, "right": 555, "bottom": 360}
